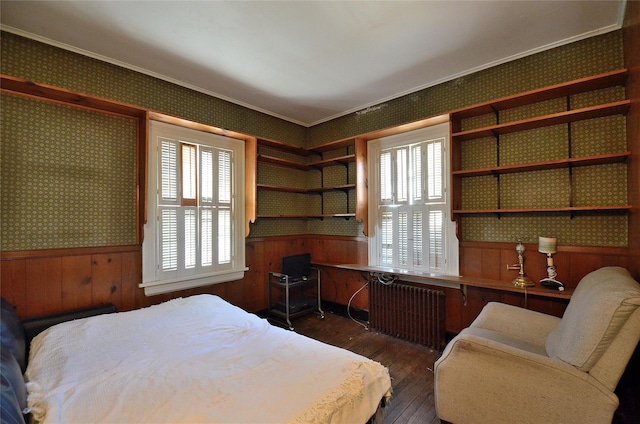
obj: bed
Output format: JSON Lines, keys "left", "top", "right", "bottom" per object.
{"left": 1, "top": 294, "right": 391, "bottom": 424}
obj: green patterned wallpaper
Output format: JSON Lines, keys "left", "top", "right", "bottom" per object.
{"left": 0, "top": 30, "right": 629, "bottom": 245}
{"left": 460, "top": 215, "right": 627, "bottom": 247}
{"left": 0, "top": 32, "right": 306, "bottom": 145}
{"left": 1, "top": 93, "right": 137, "bottom": 249}
{"left": 308, "top": 31, "right": 624, "bottom": 146}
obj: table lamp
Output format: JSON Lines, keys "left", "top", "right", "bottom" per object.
{"left": 538, "top": 236, "right": 564, "bottom": 291}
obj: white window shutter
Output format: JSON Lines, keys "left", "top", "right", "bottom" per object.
{"left": 427, "top": 139, "right": 443, "bottom": 201}
{"left": 160, "top": 208, "right": 178, "bottom": 271}
{"left": 398, "top": 211, "right": 408, "bottom": 266}
{"left": 182, "top": 144, "right": 197, "bottom": 201}
{"left": 200, "top": 148, "right": 214, "bottom": 204}
{"left": 218, "top": 209, "right": 231, "bottom": 264}
{"left": 428, "top": 209, "right": 444, "bottom": 270}
{"left": 218, "top": 150, "right": 231, "bottom": 204}
{"left": 412, "top": 210, "right": 423, "bottom": 268}
{"left": 396, "top": 148, "right": 408, "bottom": 203}
{"left": 412, "top": 144, "right": 423, "bottom": 203}
{"left": 184, "top": 208, "right": 196, "bottom": 269}
{"left": 380, "top": 151, "right": 392, "bottom": 203}
{"left": 160, "top": 139, "right": 179, "bottom": 204}
{"left": 201, "top": 208, "right": 213, "bottom": 267}
{"left": 381, "top": 211, "right": 394, "bottom": 265}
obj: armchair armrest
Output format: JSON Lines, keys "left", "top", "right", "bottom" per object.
{"left": 471, "top": 302, "right": 561, "bottom": 346}
{"left": 434, "top": 333, "right": 619, "bottom": 424}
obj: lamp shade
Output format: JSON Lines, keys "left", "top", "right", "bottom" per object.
{"left": 538, "top": 236, "right": 557, "bottom": 254}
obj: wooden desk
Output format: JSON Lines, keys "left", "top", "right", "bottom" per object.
{"left": 312, "top": 262, "right": 573, "bottom": 303}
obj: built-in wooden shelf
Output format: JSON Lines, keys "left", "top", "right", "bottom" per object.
{"left": 256, "top": 213, "right": 356, "bottom": 219}
{"left": 452, "top": 206, "right": 632, "bottom": 215}
{"left": 309, "top": 154, "right": 356, "bottom": 168}
{"left": 450, "top": 69, "right": 629, "bottom": 120}
{"left": 256, "top": 183, "right": 355, "bottom": 194}
{"left": 257, "top": 154, "right": 310, "bottom": 170}
{"left": 452, "top": 100, "right": 630, "bottom": 142}
{"left": 1, "top": 74, "right": 148, "bottom": 119}
{"left": 308, "top": 138, "right": 356, "bottom": 153}
{"left": 450, "top": 68, "right": 631, "bottom": 224}
{"left": 256, "top": 135, "right": 360, "bottom": 223}
{"left": 257, "top": 137, "right": 313, "bottom": 156}
{"left": 256, "top": 184, "right": 307, "bottom": 194}
{"left": 258, "top": 153, "right": 355, "bottom": 170}
{"left": 312, "top": 262, "right": 574, "bottom": 300}
{"left": 452, "top": 151, "right": 631, "bottom": 177}
{"left": 306, "top": 184, "right": 355, "bottom": 193}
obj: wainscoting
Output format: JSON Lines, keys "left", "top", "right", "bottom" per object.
{"left": 0, "top": 235, "right": 630, "bottom": 334}
{"left": 0, "top": 235, "right": 364, "bottom": 319}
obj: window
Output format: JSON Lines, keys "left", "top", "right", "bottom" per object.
{"left": 141, "top": 121, "right": 246, "bottom": 295}
{"left": 368, "top": 123, "right": 458, "bottom": 275}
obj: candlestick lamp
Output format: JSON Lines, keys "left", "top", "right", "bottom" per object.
{"left": 506, "top": 241, "right": 534, "bottom": 288}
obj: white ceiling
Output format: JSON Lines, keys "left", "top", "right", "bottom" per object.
{"left": 0, "top": 1, "right": 625, "bottom": 126}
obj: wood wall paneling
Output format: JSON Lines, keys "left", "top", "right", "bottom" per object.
{"left": 120, "top": 250, "right": 141, "bottom": 312}
{"left": 243, "top": 239, "right": 266, "bottom": 312}
{"left": 460, "top": 241, "right": 629, "bottom": 290}
{"left": 61, "top": 255, "right": 93, "bottom": 311}
{"left": 244, "top": 137, "right": 257, "bottom": 237}
{"left": 615, "top": 6, "right": 640, "bottom": 413}
{"left": 318, "top": 266, "right": 369, "bottom": 310}
{"left": 307, "top": 236, "right": 368, "bottom": 264}
{"left": 355, "top": 137, "right": 368, "bottom": 235}
{"left": 623, "top": 0, "right": 640, "bottom": 281}
{"left": 461, "top": 287, "right": 502, "bottom": 329}
{"left": 91, "top": 254, "right": 122, "bottom": 308}
{"left": 455, "top": 241, "right": 631, "bottom": 330}
{"left": 26, "top": 258, "right": 63, "bottom": 316}
{"left": 442, "top": 287, "right": 463, "bottom": 334}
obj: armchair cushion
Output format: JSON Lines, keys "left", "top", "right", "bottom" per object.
{"left": 545, "top": 267, "right": 640, "bottom": 371}
{"left": 471, "top": 302, "right": 561, "bottom": 346}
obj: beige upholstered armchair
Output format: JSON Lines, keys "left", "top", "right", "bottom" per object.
{"left": 434, "top": 266, "right": 640, "bottom": 424}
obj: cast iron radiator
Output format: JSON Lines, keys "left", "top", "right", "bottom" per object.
{"left": 369, "top": 278, "right": 446, "bottom": 351}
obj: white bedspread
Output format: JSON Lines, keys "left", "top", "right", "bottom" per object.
{"left": 26, "top": 295, "right": 391, "bottom": 423}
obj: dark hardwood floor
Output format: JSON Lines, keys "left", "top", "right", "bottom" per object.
{"left": 292, "top": 311, "right": 443, "bottom": 424}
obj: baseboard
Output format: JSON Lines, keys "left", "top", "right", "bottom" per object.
{"left": 256, "top": 300, "right": 369, "bottom": 323}
{"left": 320, "top": 300, "right": 369, "bottom": 323}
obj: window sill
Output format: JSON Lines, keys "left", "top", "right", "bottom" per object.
{"left": 140, "top": 268, "right": 248, "bottom": 296}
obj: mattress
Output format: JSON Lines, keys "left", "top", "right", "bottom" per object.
{"left": 25, "top": 294, "right": 391, "bottom": 423}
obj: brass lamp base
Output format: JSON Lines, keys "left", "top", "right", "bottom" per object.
{"left": 512, "top": 276, "right": 535, "bottom": 288}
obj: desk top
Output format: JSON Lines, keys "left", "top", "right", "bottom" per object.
{"left": 312, "top": 262, "right": 573, "bottom": 300}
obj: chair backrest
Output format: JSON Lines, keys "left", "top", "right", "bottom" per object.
{"left": 545, "top": 267, "right": 640, "bottom": 390}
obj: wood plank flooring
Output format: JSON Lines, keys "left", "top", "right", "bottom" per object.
{"left": 292, "top": 311, "right": 443, "bottom": 424}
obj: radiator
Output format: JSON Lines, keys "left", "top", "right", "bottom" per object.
{"left": 369, "top": 279, "right": 446, "bottom": 351}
